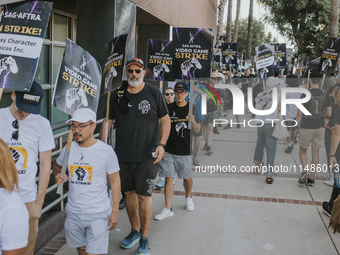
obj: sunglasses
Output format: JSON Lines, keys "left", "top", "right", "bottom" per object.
{"left": 165, "top": 93, "right": 174, "bottom": 96}
{"left": 211, "top": 78, "right": 220, "bottom": 81}
{"left": 12, "top": 119, "right": 19, "bottom": 140}
{"left": 127, "top": 69, "right": 142, "bottom": 74}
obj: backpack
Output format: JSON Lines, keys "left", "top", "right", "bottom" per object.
{"left": 329, "top": 195, "right": 340, "bottom": 234}
{"left": 255, "top": 88, "right": 273, "bottom": 110}
{"left": 306, "top": 90, "right": 326, "bottom": 120}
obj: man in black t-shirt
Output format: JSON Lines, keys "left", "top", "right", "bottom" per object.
{"left": 99, "top": 58, "right": 170, "bottom": 254}
{"left": 154, "top": 82, "right": 201, "bottom": 221}
{"left": 296, "top": 71, "right": 332, "bottom": 185}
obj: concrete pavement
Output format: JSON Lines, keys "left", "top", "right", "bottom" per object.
{"left": 53, "top": 112, "right": 339, "bottom": 255}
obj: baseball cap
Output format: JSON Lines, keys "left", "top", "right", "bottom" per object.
{"left": 15, "top": 81, "right": 43, "bottom": 114}
{"left": 126, "top": 58, "right": 144, "bottom": 69}
{"left": 174, "top": 82, "right": 188, "bottom": 91}
{"left": 66, "top": 108, "right": 97, "bottom": 124}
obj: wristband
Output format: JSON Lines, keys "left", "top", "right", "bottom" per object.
{"left": 325, "top": 116, "right": 330, "bottom": 119}
{"left": 158, "top": 143, "right": 166, "bottom": 148}
{"left": 330, "top": 155, "right": 336, "bottom": 157}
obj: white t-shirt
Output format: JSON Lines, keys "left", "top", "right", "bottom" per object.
{"left": 0, "top": 108, "right": 55, "bottom": 203}
{"left": 0, "top": 188, "right": 29, "bottom": 254}
{"left": 57, "top": 140, "right": 120, "bottom": 214}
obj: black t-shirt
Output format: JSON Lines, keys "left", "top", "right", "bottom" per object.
{"left": 326, "top": 103, "right": 339, "bottom": 134}
{"left": 165, "top": 102, "right": 199, "bottom": 155}
{"left": 300, "top": 88, "right": 332, "bottom": 129}
{"left": 109, "top": 83, "right": 168, "bottom": 162}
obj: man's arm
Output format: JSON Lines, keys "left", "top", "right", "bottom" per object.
{"left": 187, "top": 114, "right": 201, "bottom": 133}
{"left": 53, "top": 162, "right": 68, "bottom": 185}
{"left": 154, "top": 114, "right": 171, "bottom": 164}
{"left": 330, "top": 123, "right": 340, "bottom": 167}
{"left": 99, "top": 118, "right": 113, "bottom": 142}
{"left": 108, "top": 171, "right": 120, "bottom": 230}
{"left": 36, "top": 150, "right": 52, "bottom": 209}
{"left": 295, "top": 109, "right": 302, "bottom": 136}
{"left": 325, "top": 106, "right": 332, "bottom": 127}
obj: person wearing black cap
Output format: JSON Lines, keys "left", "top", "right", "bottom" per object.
{"left": 154, "top": 82, "right": 200, "bottom": 220}
{"left": 0, "top": 81, "right": 55, "bottom": 255}
{"left": 100, "top": 57, "right": 170, "bottom": 255}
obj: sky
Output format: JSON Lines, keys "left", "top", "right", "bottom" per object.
{"left": 222, "top": 0, "right": 294, "bottom": 48}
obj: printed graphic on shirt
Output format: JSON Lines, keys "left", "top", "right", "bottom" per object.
{"left": 175, "top": 122, "right": 187, "bottom": 138}
{"left": 70, "top": 165, "right": 93, "bottom": 185}
{"left": 138, "top": 100, "right": 151, "bottom": 114}
{"left": 9, "top": 146, "right": 28, "bottom": 173}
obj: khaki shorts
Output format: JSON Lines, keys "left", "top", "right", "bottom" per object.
{"left": 299, "top": 128, "right": 325, "bottom": 149}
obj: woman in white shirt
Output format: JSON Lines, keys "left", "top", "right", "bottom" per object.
{"left": 0, "top": 138, "right": 29, "bottom": 255}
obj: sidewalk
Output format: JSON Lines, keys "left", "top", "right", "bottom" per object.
{"left": 44, "top": 113, "right": 339, "bottom": 255}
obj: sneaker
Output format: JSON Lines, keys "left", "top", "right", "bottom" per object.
{"left": 193, "top": 157, "right": 200, "bottom": 166}
{"left": 137, "top": 236, "right": 150, "bottom": 255}
{"left": 294, "top": 137, "right": 298, "bottom": 144}
{"left": 223, "top": 124, "right": 231, "bottom": 129}
{"left": 202, "top": 143, "right": 207, "bottom": 151}
{"left": 185, "top": 197, "right": 194, "bottom": 211}
{"left": 154, "top": 207, "right": 174, "bottom": 220}
{"left": 120, "top": 229, "right": 141, "bottom": 249}
{"left": 237, "top": 124, "right": 241, "bottom": 129}
{"left": 155, "top": 177, "right": 165, "bottom": 188}
{"left": 307, "top": 178, "right": 315, "bottom": 186}
{"left": 205, "top": 146, "right": 213, "bottom": 155}
{"left": 323, "top": 201, "right": 332, "bottom": 217}
{"left": 298, "top": 171, "right": 310, "bottom": 184}
{"left": 324, "top": 178, "right": 334, "bottom": 187}
{"left": 285, "top": 146, "right": 293, "bottom": 153}
{"left": 213, "top": 127, "right": 220, "bottom": 134}
{"left": 119, "top": 197, "right": 126, "bottom": 210}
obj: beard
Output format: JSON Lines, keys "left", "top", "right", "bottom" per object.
{"left": 127, "top": 75, "right": 143, "bottom": 88}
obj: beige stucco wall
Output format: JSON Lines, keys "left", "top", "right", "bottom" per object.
{"left": 130, "top": 0, "right": 217, "bottom": 33}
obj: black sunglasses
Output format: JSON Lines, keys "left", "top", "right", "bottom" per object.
{"left": 165, "top": 93, "right": 174, "bottom": 96}
{"left": 127, "top": 69, "right": 142, "bottom": 74}
{"left": 12, "top": 119, "right": 19, "bottom": 140}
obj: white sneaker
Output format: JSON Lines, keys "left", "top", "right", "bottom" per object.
{"left": 155, "top": 177, "right": 165, "bottom": 188}
{"left": 324, "top": 178, "right": 334, "bottom": 187}
{"left": 185, "top": 197, "right": 194, "bottom": 211}
{"left": 154, "top": 207, "right": 174, "bottom": 220}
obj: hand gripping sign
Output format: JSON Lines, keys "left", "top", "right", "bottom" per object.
{"left": 52, "top": 38, "right": 102, "bottom": 194}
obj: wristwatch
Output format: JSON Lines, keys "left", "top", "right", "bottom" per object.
{"left": 158, "top": 143, "right": 166, "bottom": 148}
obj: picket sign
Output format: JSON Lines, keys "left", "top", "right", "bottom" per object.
{"left": 0, "top": 88, "right": 3, "bottom": 101}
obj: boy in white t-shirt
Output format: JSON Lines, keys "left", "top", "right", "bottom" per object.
{"left": 53, "top": 108, "right": 120, "bottom": 255}
{"left": 0, "top": 82, "right": 55, "bottom": 255}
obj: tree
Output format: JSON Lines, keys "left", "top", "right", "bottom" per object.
{"left": 226, "top": 0, "right": 233, "bottom": 42}
{"left": 264, "top": 32, "right": 278, "bottom": 44}
{"left": 223, "top": 18, "right": 266, "bottom": 57}
{"left": 216, "top": 0, "right": 228, "bottom": 39}
{"left": 329, "top": 0, "right": 339, "bottom": 37}
{"left": 233, "top": 0, "right": 241, "bottom": 42}
{"left": 258, "top": 0, "right": 333, "bottom": 58}
{"left": 246, "top": 0, "right": 253, "bottom": 59}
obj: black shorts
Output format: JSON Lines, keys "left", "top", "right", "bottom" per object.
{"left": 193, "top": 120, "right": 203, "bottom": 137}
{"left": 119, "top": 159, "right": 159, "bottom": 197}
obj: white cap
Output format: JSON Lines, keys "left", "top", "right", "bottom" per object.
{"left": 66, "top": 108, "right": 96, "bottom": 123}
